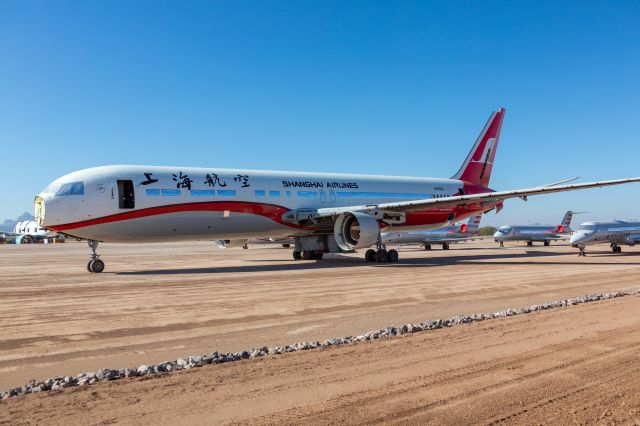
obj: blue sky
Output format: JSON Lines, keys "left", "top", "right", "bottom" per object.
{"left": 1, "top": 0, "right": 639, "bottom": 226}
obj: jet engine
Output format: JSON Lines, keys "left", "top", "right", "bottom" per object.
{"left": 334, "top": 212, "right": 380, "bottom": 251}
{"left": 556, "top": 225, "right": 565, "bottom": 233}
{"left": 459, "top": 223, "right": 468, "bottom": 233}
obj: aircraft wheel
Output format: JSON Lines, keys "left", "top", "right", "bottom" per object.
{"left": 424, "top": 244, "right": 432, "bottom": 251}
{"left": 365, "top": 249, "right": 376, "bottom": 262}
{"left": 527, "top": 241, "right": 533, "bottom": 246}
{"left": 87, "top": 260, "right": 94, "bottom": 272}
{"left": 387, "top": 249, "right": 399, "bottom": 263}
{"left": 302, "top": 251, "right": 313, "bottom": 260}
{"left": 282, "top": 243, "right": 291, "bottom": 248}
{"left": 89, "top": 259, "right": 105, "bottom": 273}
{"left": 442, "top": 243, "right": 450, "bottom": 250}
{"left": 375, "top": 249, "right": 388, "bottom": 263}
{"left": 313, "top": 250, "right": 324, "bottom": 260}
{"left": 544, "top": 241, "right": 550, "bottom": 246}
{"left": 293, "top": 251, "right": 302, "bottom": 260}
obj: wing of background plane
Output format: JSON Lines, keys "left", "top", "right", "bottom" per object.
{"left": 314, "top": 177, "right": 640, "bottom": 218}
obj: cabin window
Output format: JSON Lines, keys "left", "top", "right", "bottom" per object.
{"left": 117, "top": 180, "right": 135, "bottom": 209}
{"left": 297, "top": 191, "right": 318, "bottom": 198}
{"left": 255, "top": 190, "right": 266, "bottom": 197}
{"left": 146, "top": 189, "right": 161, "bottom": 196}
{"left": 217, "top": 190, "right": 236, "bottom": 196}
{"left": 270, "top": 191, "right": 280, "bottom": 197}
{"left": 191, "top": 189, "right": 214, "bottom": 196}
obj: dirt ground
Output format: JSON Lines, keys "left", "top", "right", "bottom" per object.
{"left": 1, "top": 240, "right": 640, "bottom": 424}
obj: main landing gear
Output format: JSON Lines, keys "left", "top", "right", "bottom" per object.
{"left": 365, "top": 235, "right": 398, "bottom": 263}
{"left": 293, "top": 250, "right": 324, "bottom": 260}
{"left": 442, "top": 242, "right": 450, "bottom": 250}
{"left": 526, "top": 241, "right": 533, "bottom": 247}
{"left": 611, "top": 243, "right": 622, "bottom": 253}
{"left": 87, "top": 240, "right": 105, "bottom": 273}
{"left": 424, "top": 243, "right": 432, "bottom": 251}
{"left": 543, "top": 240, "right": 550, "bottom": 246}
{"left": 498, "top": 241, "right": 504, "bottom": 247}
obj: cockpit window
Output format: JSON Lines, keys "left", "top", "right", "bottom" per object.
{"left": 55, "top": 182, "right": 84, "bottom": 196}
{"left": 578, "top": 224, "right": 596, "bottom": 231}
{"left": 498, "top": 226, "right": 513, "bottom": 233}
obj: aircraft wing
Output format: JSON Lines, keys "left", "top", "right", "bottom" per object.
{"left": 315, "top": 177, "right": 640, "bottom": 218}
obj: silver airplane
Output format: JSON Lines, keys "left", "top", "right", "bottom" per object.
{"left": 493, "top": 211, "right": 576, "bottom": 247}
{"left": 570, "top": 220, "right": 640, "bottom": 256}
{"left": 382, "top": 214, "right": 482, "bottom": 250}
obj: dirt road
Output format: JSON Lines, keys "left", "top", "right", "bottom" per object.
{"left": 2, "top": 293, "right": 640, "bottom": 425}
{"left": 1, "top": 240, "right": 639, "bottom": 391}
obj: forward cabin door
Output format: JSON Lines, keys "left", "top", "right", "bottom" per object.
{"left": 117, "top": 180, "right": 135, "bottom": 209}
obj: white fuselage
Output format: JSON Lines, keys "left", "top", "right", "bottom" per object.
{"left": 37, "top": 166, "right": 494, "bottom": 243}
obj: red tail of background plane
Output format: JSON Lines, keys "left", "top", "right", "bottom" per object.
{"left": 451, "top": 108, "right": 505, "bottom": 188}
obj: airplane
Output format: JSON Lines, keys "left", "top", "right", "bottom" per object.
{"left": 492, "top": 210, "right": 578, "bottom": 247}
{"left": 382, "top": 214, "right": 482, "bottom": 251}
{"left": 570, "top": 220, "right": 640, "bottom": 256}
{"left": 32, "top": 108, "right": 640, "bottom": 272}
{"left": 1, "top": 220, "right": 58, "bottom": 244}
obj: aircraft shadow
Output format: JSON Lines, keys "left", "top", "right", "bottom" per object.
{"left": 116, "top": 250, "right": 640, "bottom": 275}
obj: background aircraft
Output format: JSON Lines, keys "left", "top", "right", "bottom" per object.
{"left": 493, "top": 211, "right": 578, "bottom": 247}
{"left": 571, "top": 220, "right": 640, "bottom": 255}
{"left": 382, "top": 214, "right": 482, "bottom": 250}
{"left": 1, "top": 220, "right": 58, "bottom": 244}
{"left": 33, "top": 108, "right": 640, "bottom": 272}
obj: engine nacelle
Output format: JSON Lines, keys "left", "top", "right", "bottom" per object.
{"left": 214, "top": 239, "right": 248, "bottom": 249}
{"left": 334, "top": 212, "right": 380, "bottom": 251}
{"left": 556, "top": 225, "right": 565, "bottom": 233}
{"left": 459, "top": 223, "right": 468, "bottom": 233}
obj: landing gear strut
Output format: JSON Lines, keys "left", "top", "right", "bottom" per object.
{"left": 578, "top": 245, "right": 586, "bottom": 257}
{"left": 365, "top": 234, "right": 398, "bottom": 263}
{"left": 87, "top": 240, "right": 105, "bottom": 273}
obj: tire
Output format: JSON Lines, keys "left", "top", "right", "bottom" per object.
{"left": 90, "top": 259, "right": 105, "bottom": 273}
{"left": 375, "top": 249, "right": 388, "bottom": 263}
{"left": 87, "top": 260, "right": 94, "bottom": 272}
{"left": 424, "top": 244, "right": 432, "bottom": 251}
{"left": 387, "top": 249, "right": 399, "bottom": 263}
{"left": 365, "top": 249, "right": 376, "bottom": 262}
{"left": 282, "top": 243, "right": 291, "bottom": 248}
{"left": 293, "top": 251, "right": 302, "bottom": 260}
{"left": 442, "top": 243, "right": 450, "bottom": 250}
{"left": 544, "top": 241, "right": 550, "bottom": 246}
{"left": 302, "top": 251, "right": 313, "bottom": 260}
{"left": 527, "top": 241, "right": 533, "bottom": 246}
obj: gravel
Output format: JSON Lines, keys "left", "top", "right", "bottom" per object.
{"left": 1, "top": 288, "right": 638, "bottom": 401}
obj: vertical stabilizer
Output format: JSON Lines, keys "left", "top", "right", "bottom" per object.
{"left": 451, "top": 108, "right": 506, "bottom": 188}
{"left": 467, "top": 214, "right": 483, "bottom": 235}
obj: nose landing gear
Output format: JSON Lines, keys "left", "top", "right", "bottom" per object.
{"left": 87, "top": 240, "right": 105, "bottom": 273}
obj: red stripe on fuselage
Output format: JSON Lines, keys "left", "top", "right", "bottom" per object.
{"left": 47, "top": 201, "right": 308, "bottom": 232}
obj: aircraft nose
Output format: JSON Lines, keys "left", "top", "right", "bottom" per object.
{"left": 570, "top": 231, "right": 588, "bottom": 245}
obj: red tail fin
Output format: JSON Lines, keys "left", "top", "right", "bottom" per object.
{"left": 451, "top": 108, "right": 505, "bottom": 188}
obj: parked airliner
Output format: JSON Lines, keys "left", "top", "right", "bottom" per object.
{"left": 493, "top": 211, "right": 578, "bottom": 247}
{"left": 34, "top": 108, "right": 640, "bottom": 272}
{"left": 382, "top": 214, "right": 482, "bottom": 251}
{"left": 571, "top": 221, "right": 640, "bottom": 256}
